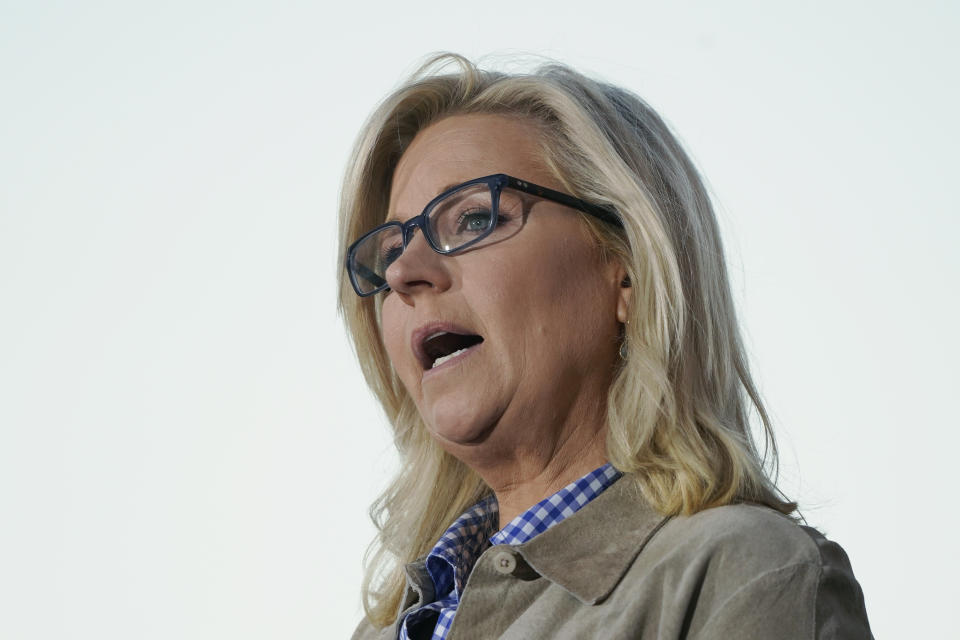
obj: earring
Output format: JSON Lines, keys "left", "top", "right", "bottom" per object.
{"left": 619, "top": 319, "right": 629, "bottom": 360}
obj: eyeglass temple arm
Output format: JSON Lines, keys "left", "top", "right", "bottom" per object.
{"left": 504, "top": 177, "right": 623, "bottom": 229}
{"left": 354, "top": 263, "right": 386, "bottom": 291}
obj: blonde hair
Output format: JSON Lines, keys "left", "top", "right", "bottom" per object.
{"left": 337, "top": 53, "right": 796, "bottom": 627}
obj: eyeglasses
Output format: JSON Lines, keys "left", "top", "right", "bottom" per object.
{"left": 345, "top": 173, "right": 622, "bottom": 297}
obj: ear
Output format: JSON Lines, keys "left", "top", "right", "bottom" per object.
{"left": 615, "top": 266, "right": 631, "bottom": 324}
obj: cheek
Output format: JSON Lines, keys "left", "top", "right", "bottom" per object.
{"left": 379, "top": 297, "right": 409, "bottom": 376}
{"left": 500, "top": 236, "right": 612, "bottom": 354}
{"left": 508, "top": 234, "right": 602, "bottom": 308}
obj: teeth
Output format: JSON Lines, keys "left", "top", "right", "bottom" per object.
{"left": 431, "top": 348, "right": 468, "bottom": 369}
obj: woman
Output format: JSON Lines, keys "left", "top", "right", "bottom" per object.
{"left": 339, "top": 53, "right": 872, "bottom": 639}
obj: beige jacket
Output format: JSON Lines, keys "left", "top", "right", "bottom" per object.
{"left": 351, "top": 476, "right": 872, "bottom": 639}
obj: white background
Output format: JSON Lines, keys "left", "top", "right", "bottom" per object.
{"left": 1, "top": 1, "right": 957, "bottom": 638}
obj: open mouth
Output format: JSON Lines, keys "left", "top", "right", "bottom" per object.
{"left": 419, "top": 331, "right": 484, "bottom": 370}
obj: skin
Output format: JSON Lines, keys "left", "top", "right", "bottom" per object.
{"left": 381, "top": 114, "right": 631, "bottom": 526}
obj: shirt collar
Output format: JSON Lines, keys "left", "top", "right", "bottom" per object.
{"left": 491, "top": 463, "right": 622, "bottom": 546}
{"left": 425, "top": 495, "right": 498, "bottom": 595}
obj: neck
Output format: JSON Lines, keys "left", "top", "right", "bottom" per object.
{"left": 491, "top": 434, "right": 608, "bottom": 527}
{"left": 474, "top": 388, "right": 611, "bottom": 527}
{"left": 434, "top": 365, "right": 615, "bottom": 528}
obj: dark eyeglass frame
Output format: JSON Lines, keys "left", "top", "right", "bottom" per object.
{"left": 345, "top": 173, "right": 623, "bottom": 297}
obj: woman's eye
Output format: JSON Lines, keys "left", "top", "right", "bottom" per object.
{"left": 456, "top": 209, "right": 495, "bottom": 234}
{"left": 380, "top": 244, "right": 403, "bottom": 268}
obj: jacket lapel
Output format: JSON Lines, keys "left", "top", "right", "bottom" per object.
{"left": 513, "top": 474, "right": 670, "bottom": 604}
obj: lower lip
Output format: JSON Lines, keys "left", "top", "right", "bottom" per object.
{"left": 422, "top": 342, "right": 483, "bottom": 380}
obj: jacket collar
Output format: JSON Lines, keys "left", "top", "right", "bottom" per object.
{"left": 513, "top": 474, "right": 670, "bottom": 604}
{"left": 398, "top": 473, "right": 670, "bottom": 619}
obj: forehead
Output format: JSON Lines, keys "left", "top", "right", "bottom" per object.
{"left": 386, "top": 114, "right": 554, "bottom": 221}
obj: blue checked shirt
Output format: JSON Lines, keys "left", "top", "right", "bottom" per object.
{"left": 398, "top": 463, "right": 622, "bottom": 640}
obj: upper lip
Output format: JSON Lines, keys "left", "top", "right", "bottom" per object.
{"left": 411, "top": 321, "right": 482, "bottom": 371}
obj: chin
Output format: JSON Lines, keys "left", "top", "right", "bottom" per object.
{"left": 423, "top": 400, "right": 500, "bottom": 447}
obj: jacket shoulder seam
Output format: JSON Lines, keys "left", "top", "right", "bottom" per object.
{"left": 698, "top": 561, "right": 819, "bottom": 638}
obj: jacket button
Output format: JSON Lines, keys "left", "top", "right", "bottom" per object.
{"left": 492, "top": 549, "right": 518, "bottom": 575}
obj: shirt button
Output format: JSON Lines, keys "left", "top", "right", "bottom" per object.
{"left": 492, "top": 549, "right": 518, "bottom": 575}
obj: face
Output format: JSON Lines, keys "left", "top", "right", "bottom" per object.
{"left": 380, "top": 114, "right": 628, "bottom": 468}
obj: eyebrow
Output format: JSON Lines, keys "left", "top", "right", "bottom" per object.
{"left": 384, "top": 180, "right": 466, "bottom": 223}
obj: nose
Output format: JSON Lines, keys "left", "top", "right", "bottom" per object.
{"left": 383, "top": 227, "right": 453, "bottom": 300}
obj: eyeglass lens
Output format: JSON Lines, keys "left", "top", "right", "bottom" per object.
{"left": 350, "top": 182, "right": 504, "bottom": 294}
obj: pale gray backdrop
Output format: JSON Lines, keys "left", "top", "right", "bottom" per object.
{"left": 1, "top": 1, "right": 957, "bottom": 638}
